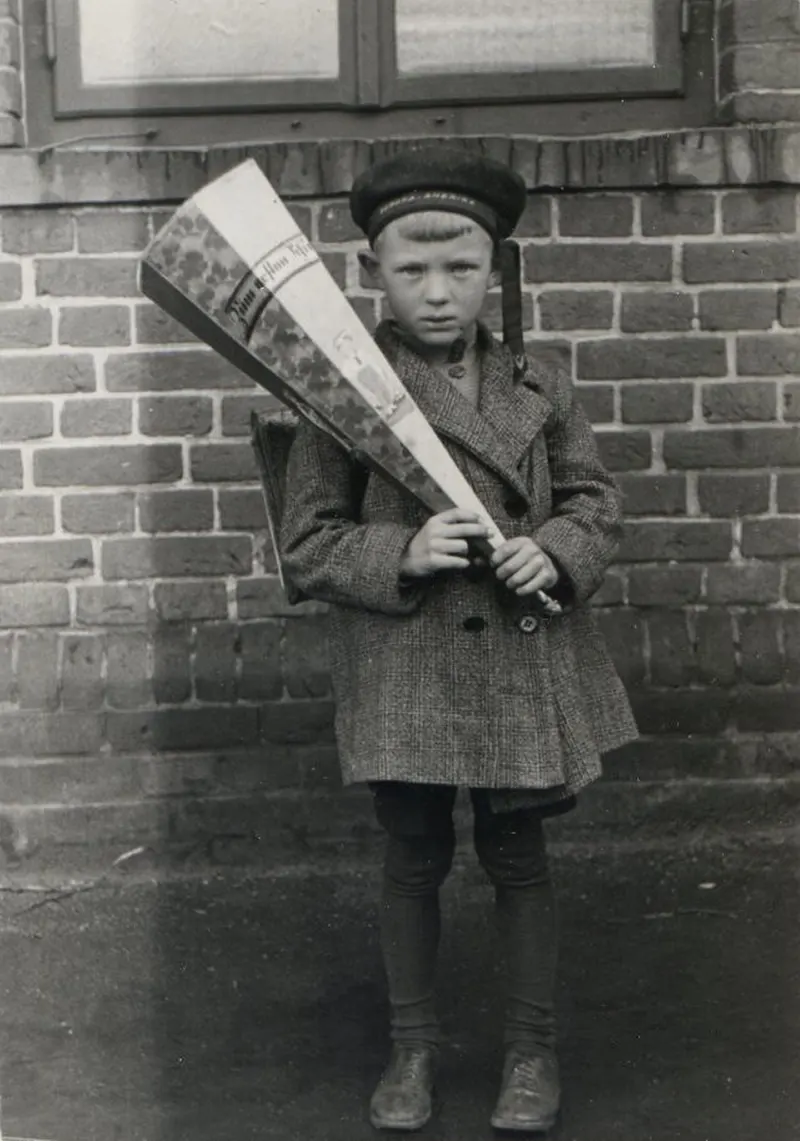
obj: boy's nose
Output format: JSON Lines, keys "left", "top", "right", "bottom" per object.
{"left": 424, "top": 273, "right": 451, "bottom": 304}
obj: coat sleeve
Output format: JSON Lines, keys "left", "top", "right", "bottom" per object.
{"left": 530, "top": 366, "right": 623, "bottom": 605}
{"left": 279, "top": 418, "right": 426, "bottom": 616}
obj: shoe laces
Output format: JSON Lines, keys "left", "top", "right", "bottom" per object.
{"left": 396, "top": 1048, "right": 430, "bottom": 1083}
{"left": 508, "top": 1054, "right": 546, "bottom": 1088}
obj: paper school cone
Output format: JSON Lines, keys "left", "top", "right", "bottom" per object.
{"left": 139, "top": 159, "right": 561, "bottom": 616}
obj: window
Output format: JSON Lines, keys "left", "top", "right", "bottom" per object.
{"left": 49, "top": 0, "right": 683, "bottom": 118}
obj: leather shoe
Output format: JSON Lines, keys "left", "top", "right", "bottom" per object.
{"left": 369, "top": 1044, "right": 437, "bottom": 1131}
{"left": 490, "top": 1049, "right": 560, "bottom": 1133}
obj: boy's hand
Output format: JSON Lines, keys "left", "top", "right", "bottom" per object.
{"left": 491, "top": 537, "right": 559, "bottom": 596}
{"left": 400, "top": 509, "right": 491, "bottom": 579}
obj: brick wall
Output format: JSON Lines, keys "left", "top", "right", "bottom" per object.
{"left": 0, "top": 0, "right": 22, "bottom": 147}
{"left": 1, "top": 167, "right": 799, "bottom": 865}
{"left": 719, "top": 0, "right": 800, "bottom": 123}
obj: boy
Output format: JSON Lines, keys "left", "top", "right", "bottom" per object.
{"left": 279, "top": 149, "right": 638, "bottom": 1133}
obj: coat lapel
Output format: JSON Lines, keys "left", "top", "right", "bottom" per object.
{"left": 376, "top": 323, "right": 552, "bottom": 503}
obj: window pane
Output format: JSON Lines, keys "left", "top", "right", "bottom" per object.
{"left": 396, "top": 0, "right": 655, "bottom": 76}
{"left": 77, "top": 0, "right": 339, "bottom": 85}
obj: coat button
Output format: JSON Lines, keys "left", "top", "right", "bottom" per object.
{"left": 463, "top": 615, "right": 486, "bottom": 633}
{"left": 504, "top": 494, "right": 528, "bottom": 519}
{"left": 517, "top": 614, "right": 539, "bottom": 635}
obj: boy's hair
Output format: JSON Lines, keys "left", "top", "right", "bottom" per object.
{"left": 373, "top": 210, "right": 498, "bottom": 255}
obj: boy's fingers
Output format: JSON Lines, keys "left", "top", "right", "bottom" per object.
{"left": 441, "top": 522, "right": 493, "bottom": 539}
{"left": 495, "top": 549, "right": 536, "bottom": 579}
{"left": 437, "top": 538, "right": 469, "bottom": 555}
{"left": 431, "top": 555, "right": 470, "bottom": 570}
{"left": 437, "top": 508, "right": 484, "bottom": 524}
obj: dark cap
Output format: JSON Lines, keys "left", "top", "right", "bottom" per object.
{"left": 350, "top": 147, "right": 527, "bottom": 245}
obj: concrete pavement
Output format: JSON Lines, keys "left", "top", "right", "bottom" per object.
{"left": 0, "top": 836, "right": 798, "bottom": 1141}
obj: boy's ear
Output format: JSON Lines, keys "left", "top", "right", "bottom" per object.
{"left": 358, "top": 248, "right": 382, "bottom": 285}
{"left": 488, "top": 264, "right": 501, "bottom": 290}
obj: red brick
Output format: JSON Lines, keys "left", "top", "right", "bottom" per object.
{"left": 102, "top": 536, "right": 252, "bottom": 580}
{"left": 627, "top": 565, "right": 702, "bottom": 607}
{"left": 575, "top": 385, "right": 614, "bottom": 424}
{"left": 317, "top": 202, "right": 362, "bottom": 243}
{"left": 734, "top": 689, "right": 800, "bottom": 732}
{"left": 538, "top": 290, "right": 614, "bottom": 331}
{"left": 239, "top": 621, "right": 283, "bottom": 701}
{"left": 722, "top": 190, "right": 797, "bottom": 234}
{"left": 59, "top": 305, "right": 131, "bottom": 347}
{"left": 640, "top": 192, "right": 715, "bottom": 236}
{"left": 0, "top": 632, "right": 11, "bottom": 702}
{"left": 588, "top": 571, "right": 625, "bottom": 607}
{"left": 139, "top": 396, "right": 212, "bottom": 437}
{"left": 61, "top": 398, "right": 132, "bottom": 437}
{"left": 595, "top": 431, "right": 652, "bottom": 471}
{"left": 75, "top": 211, "right": 150, "bottom": 253}
{"left": 737, "top": 334, "right": 800, "bottom": 376}
{"left": 683, "top": 242, "right": 800, "bottom": 284}
{"left": 219, "top": 489, "right": 267, "bottom": 531}
{"left": 699, "top": 289, "right": 777, "bottom": 331}
{"left": 236, "top": 578, "right": 328, "bottom": 620}
{"left": 139, "top": 489, "right": 214, "bottom": 533}
{"left": 0, "top": 584, "right": 69, "bottom": 627}
{"left": 776, "top": 473, "right": 800, "bottom": 513}
{"left": 0, "top": 402, "right": 52, "bottom": 442}
{"left": 134, "top": 304, "right": 198, "bottom": 345}
{"left": 0, "top": 67, "right": 20, "bottom": 113}
{"left": 61, "top": 493, "right": 135, "bottom": 534}
{"left": 1, "top": 211, "right": 73, "bottom": 254}
{"left": 784, "top": 382, "right": 800, "bottom": 419}
{"left": 283, "top": 615, "right": 330, "bottom": 699}
{"left": 60, "top": 634, "right": 104, "bottom": 710}
{"left": 706, "top": 563, "right": 782, "bottom": 604}
{"left": 630, "top": 691, "right": 732, "bottom": 736}
{"left": 620, "top": 291, "right": 694, "bottom": 333}
{"left": 592, "top": 609, "right": 646, "bottom": 685}
{"left": 321, "top": 251, "right": 346, "bottom": 289}
{"left": 194, "top": 623, "right": 238, "bottom": 702}
{"left": 784, "top": 612, "right": 800, "bottom": 682}
{"left": 0, "top": 262, "right": 21, "bottom": 300}
{"left": 34, "top": 444, "right": 181, "bottom": 486}
{"left": 621, "top": 383, "right": 693, "bottom": 424}
{"left": 0, "top": 539, "right": 93, "bottom": 583}
{"left": 0, "top": 449, "right": 21, "bottom": 489}
{"left": 723, "top": 43, "right": 800, "bottom": 88}
{"left": 702, "top": 381, "right": 777, "bottom": 422}
{"left": 153, "top": 581, "right": 228, "bottom": 622}
{"left": 524, "top": 243, "right": 672, "bottom": 283}
{"left": 515, "top": 197, "right": 552, "bottom": 237}
{"left": 16, "top": 631, "right": 59, "bottom": 710}
{"left": 648, "top": 612, "right": 695, "bottom": 687}
{"left": 259, "top": 699, "right": 336, "bottom": 745}
{"left": 0, "top": 496, "right": 54, "bottom": 536}
{"left": 105, "top": 350, "right": 246, "bottom": 392}
{"left": 0, "top": 712, "right": 103, "bottom": 758}
{"left": 694, "top": 612, "right": 737, "bottom": 687}
{"left": 106, "top": 631, "right": 152, "bottom": 709}
{"left": 190, "top": 443, "right": 258, "bottom": 483}
{"left": 0, "top": 308, "right": 52, "bottom": 348}
{"left": 664, "top": 427, "right": 800, "bottom": 468}
{"left": 221, "top": 392, "right": 283, "bottom": 436}
{"left": 618, "top": 521, "right": 732, "bottom": 562}
{"left": 778, "top": 286, "right": 800, "bottom": 327}
{"left": 720, "top": 0, "right": 800, "bottom": 41}
{"left": 107, "top": 707, "right": 258, "bottom": 753}
{"left": 786, "top": 564, "right": 800, "bottom": 603}
{"left": 697, "top": 473, "right": 770, "bottom": 516}
{"left": 153, "top": 626, "right": 192, "bottom": 705}
{"left": 0, "top": 355, "right": 95, "bottom": 396}
{"left": 741, "top": 518, "right": 800, "bottom": 558}
{"left": 558, "top": 195, "right": 633, "bottom": 237}
{"left": 579, "top": 337, "right": 726, "bottom": 380}
{"left": 619, "top": 474, "right": 687, "bottom": 515}
{"left": 76, "top": 584, "right": 149, "bottom": 626}
{"left": 739, "top": 611, "right": 783, "bottom": 685}
{"left": 524, "top": 340, "right": 571, "bottom": 375}
{"left": 36, "top": 258, "right": 139, "bottom": 297}
{"left": 480, "top": 292, "right": 534, "bottom": 336}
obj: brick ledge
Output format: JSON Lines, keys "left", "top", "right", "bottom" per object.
{"left": 4, "top": 126, "right": 800, "bottom": 207}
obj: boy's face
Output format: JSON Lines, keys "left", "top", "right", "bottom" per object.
{"left": 361, "top": 212, "right": 498, "bottom": 348}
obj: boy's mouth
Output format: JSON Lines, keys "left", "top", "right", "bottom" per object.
{"left": 420, "top": 315, "right": 458, "bottom": 326}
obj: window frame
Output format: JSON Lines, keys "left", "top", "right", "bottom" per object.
{"left": 49, "top": 0, "right": 359, "bottom": 117}
{"left": 378, "top": 0, "right": 684, "bottom": 107}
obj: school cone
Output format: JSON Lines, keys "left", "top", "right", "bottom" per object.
{"left": 140, "top": 160, "right": 560, "bottom": 616}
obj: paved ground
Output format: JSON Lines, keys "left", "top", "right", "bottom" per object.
{"left": 0, "top": 836, "right": 798, "bottom": 1141}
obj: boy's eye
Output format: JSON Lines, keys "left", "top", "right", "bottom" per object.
{"left": 451, "top": 263, "right": 476, "bottom": 274}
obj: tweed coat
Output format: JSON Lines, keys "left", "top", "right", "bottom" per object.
{"left": 279, "top": 321, "right": 638, "bottom": 804}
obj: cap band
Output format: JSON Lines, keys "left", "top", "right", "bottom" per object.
{"left": 367, "top": 191, "right": 499, "bottom": 243}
